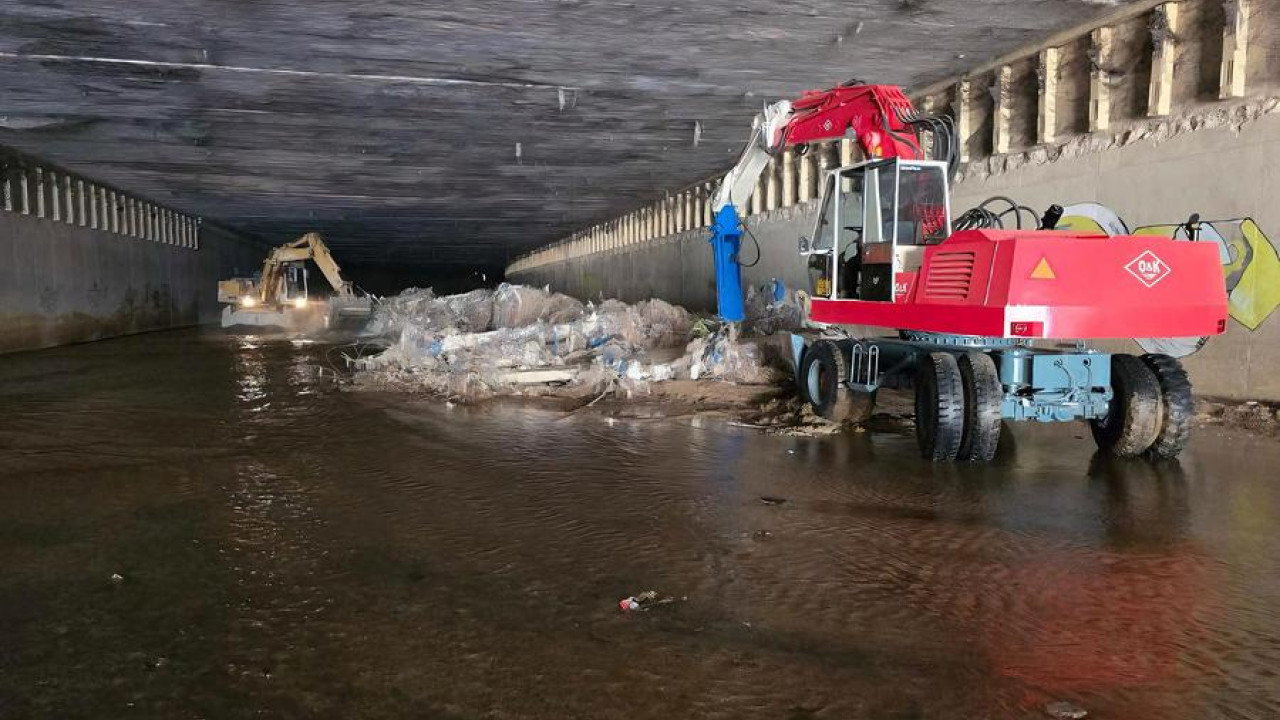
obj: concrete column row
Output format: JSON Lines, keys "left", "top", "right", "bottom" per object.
{"left": 922, "top": 0, "right": 1261, "bottom": 162}
{"left": 510, "top": 0, "right": 1272, "bottom": 276}
{"left": 0, "top": 152, "right": 202, "bottom": 249}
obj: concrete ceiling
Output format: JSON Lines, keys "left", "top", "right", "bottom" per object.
{"left": 1, "top": 0, "right": 1123, "bottom": 272}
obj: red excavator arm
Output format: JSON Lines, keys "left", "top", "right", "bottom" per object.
{"left": 712, "top": 82, "right": 953, "bottom": 213}
{"left": 770, "top": 84, "right": 925, "bottom": 159}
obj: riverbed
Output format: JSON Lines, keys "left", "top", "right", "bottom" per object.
{"left": 2, "top": 330, "right": 1278, "bottom": 719}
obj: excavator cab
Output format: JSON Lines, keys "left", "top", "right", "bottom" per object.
{"left": 804, "top": 158, "right": 951, "bottom": 302}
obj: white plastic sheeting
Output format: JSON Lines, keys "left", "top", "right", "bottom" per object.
{"left": 355, "top": 283, "right": 777, "bottom": 401}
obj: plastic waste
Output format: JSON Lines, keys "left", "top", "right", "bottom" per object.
{"left": 1045, "top": 701, "right": 1088, "bottom": 719}
{"left": 617, "top": 590, "right": 676, "bottom": 612}
{"left": 356, "top": 283, "right": 772, "bottom": 401}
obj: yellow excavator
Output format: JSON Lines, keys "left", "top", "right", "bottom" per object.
{"left": 217, "top": 232, "right": 373, "bottom": 332}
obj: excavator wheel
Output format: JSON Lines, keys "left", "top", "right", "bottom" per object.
{"left": 915, "top": 352, "right": 965, "bottom": 462}
{"left": 1091, "top": 354, "right": 1162, "bottom": 458}
{"left": 957, "top": 352, "right": 1003, "bottom": 463}
{"left": 1141, "top": 353, "right": 1194, "bottom": 459}
{"left": 798, "top": 340, "right": 859, "bottom": 421}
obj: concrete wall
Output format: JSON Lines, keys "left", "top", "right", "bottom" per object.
{"left": 1, "top": 212, "right": 263, "bottom": 353}
{"left": 510, "top": 203, "right": 817, "bottom": 313}
{"left": 509, "top": 112, "right": 1280, "bottom": 401}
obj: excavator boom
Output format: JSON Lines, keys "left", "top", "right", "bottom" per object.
{"left": 709, "top": 82, "right": 955, "bottom": 319}
{"left": 258, "top": 232, "right": 355, "bottom": 304}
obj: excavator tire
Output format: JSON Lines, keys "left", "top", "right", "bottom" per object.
{"left": 1142, "top": 353, "right": 1194, "bottom": 459}
{"left": 957, "top": 352, "right": 1003, "bottom": 463}
{"left": 798, "top": 340, "right": 857, "bottom": 421}
{"left": 1090, "top": 354, "right": 1162, "bottom": 458}
{"left": 915, "top": 352, "right": 965, "bottom": 462}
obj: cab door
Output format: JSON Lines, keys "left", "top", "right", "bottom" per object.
{"left": 802, "top": 173, "right": 838, "bottom": 298}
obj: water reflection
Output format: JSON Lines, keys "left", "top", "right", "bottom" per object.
{"left": 1, "top": 332, "right": 1277, "bottom": 719}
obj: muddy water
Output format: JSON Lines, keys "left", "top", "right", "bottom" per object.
{"left": 2, "top": 331, "right": 1279, "bottom": 719}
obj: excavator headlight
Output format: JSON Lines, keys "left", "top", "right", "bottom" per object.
{"left": 294, "top": 297, "right": 308, "bottom": 309}
{"left": 240, "top": 295, "right": 257, "bottom": 308}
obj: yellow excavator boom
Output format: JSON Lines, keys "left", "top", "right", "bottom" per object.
{"left": 257, "top": 232, "right": 355, "bottom": 304}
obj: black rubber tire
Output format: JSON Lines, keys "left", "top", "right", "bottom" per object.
{"left": 957, "top": 352, "right": 1003, "bottom": 463}
{"left": 1142, "top": 353, "right": 1194, "bottom": 459}
{"left": 799, "top": 340, "right": 855, "bottom": 421}
{"left": 915, "top": 352, "right": 965, "bottom": 462}
{"left": 1090, "top": 354, "right": 1162, "bottom": 458}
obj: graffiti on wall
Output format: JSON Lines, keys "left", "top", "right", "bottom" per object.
{"left": 1054, "top": 203, "right": 1280, "bottom": 357}
{"left": 1132, "top": 219, "right": 1280, "bottom": 331}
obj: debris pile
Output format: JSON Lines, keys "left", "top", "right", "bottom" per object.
{"left": 353, "top": 283, "right": 781, "bottom": 401}
{"left": 743, "top": 278, "right": 804, "bottom": 336}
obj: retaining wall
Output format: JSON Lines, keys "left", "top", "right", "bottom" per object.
{"left": 1, "top": 212, "right": 263, "bottom": 353}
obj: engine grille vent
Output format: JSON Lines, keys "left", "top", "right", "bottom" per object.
{"left": 924, "top": 251, "right": 976, "bottom": 300}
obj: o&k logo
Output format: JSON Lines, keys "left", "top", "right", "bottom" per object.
{"left": 1125, "top": 250, "right": 1171, "bottom": 288}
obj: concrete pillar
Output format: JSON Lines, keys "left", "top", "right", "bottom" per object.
{"left": 1089, "top": 26, "right": 1114, "bottom": 132}
{"left": 36, "top": 168, "right": 47, "bottom": 218}
{"left": 781, "top": 148, "right": 797, "bottom": 207}
{"left": 77, "top": 179, "right": 87, "bottom": 226}
{"left": 19, "top": 166, "right": 31, "bottom": 215}
{"left": 956, "top": 79, "right": 973, "bottom": 162}
{"left": 765, "top": 156, "right": 781, "bottom": 211}
{"left": 1038, "top": 47, "right": 1060, "bottom": 145}
{"left": 1221, "top": 0, "right": 1249, "bottom": 99}
{"left": 64, "top": 175, "right": 75, "bottom": 224}
{"left": 50, "top": 171, "right": 62, "bottom": 222}
{"left": 703, "top": 182, "right": 714, "bottom": 226}
{"left": 677, "top": 192, "right": 688, "bottom": 232}
{"left": 1147, "top": 3, "right": 1179, "bottom": 118}
{"left": 920, "top": 97, "right": 937, "bottom": 158}
{"left": 87, "top": 185, "right": 98, "bottom": 229}
{"left": 798, "top": 148, "right": 815, "bottom": 202}
{"left": 993, "top": 66, "right": 1013, "bottom": 155}
{"left": 750, "top": 175, "right": 764, "bottom": 215}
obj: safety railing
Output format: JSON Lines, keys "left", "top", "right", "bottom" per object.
{"left": 1, "top": 147, "right": 202, "bottom": 249}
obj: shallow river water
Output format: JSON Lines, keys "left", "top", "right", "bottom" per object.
{"left": 2, "top": 330, "right": 1279, "bottom": 719}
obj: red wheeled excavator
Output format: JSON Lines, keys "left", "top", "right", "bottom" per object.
{"left": 707, "top": 82, "right": 1228, "bottom": 462}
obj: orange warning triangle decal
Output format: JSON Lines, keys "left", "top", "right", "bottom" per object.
{"left": 1030, "top": 256, "right": 1056, "bottom": 280}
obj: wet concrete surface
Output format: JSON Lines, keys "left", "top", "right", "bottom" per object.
{"left": 2, "top": 330, "right": 1279, "bottom": 719}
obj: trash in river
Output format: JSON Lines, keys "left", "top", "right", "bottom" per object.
{"left": 109, "top": 573, "right": 124, "bottom": 584}
{"left": 352, "top": 283, "right": 779, "bottom": 402}
{"left": 759, "top": 496, "right": 787, "bottom": 506}
{"left": 1045, "top": 701, "right": 1088, "bottom": 719}
{"left": 618, "top": 589, "right": 677, "bottom": 612}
